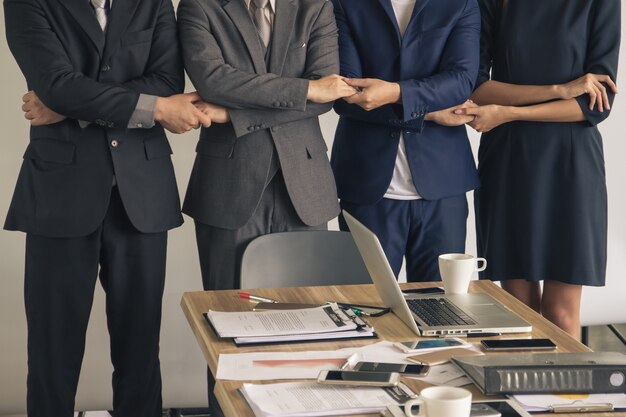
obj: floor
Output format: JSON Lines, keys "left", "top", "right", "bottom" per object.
{"left": 3, "top": 324, "right": 625, "bottom": 417}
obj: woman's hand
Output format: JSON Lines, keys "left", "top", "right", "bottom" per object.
{"left": 425, "top": 100, "right": 477, "bottom": 126}
{"left": 556, "top": 74, "right": 618, "bottom": 112}
{"left": 455, "top": 104, "right": 512, "bottom": 133}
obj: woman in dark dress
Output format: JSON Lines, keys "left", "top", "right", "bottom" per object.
{"left": 460, "top": 0, "right": 620, "bottom": 339}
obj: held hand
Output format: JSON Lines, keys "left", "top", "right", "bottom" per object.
{"left": 154, "top": 92, "right": 212, "bottom": 134}
{"left": 455, "top": 104, "right": 511, "bottom": 133}
{"left": 557, "top": 73, "right": 618, "bottom": 112}
{"left": 342, "top": 78, "right": 401, "bottom": 111}
{"left": 425, "top": 100, "right": 478, "bottom": 126}
{"left": 194, "top": 101, "right": 230, "bottom": 124}
{"left": 22, "top": 91, "right": 66, "bottom": 126}
{"left": 307, "top": 74, "right": 359, "bottom": 104}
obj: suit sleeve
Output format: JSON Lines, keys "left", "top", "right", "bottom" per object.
{"left": 331, "top": 0, "right": 418, "bottom": 129}
{"left": 397, "top": 0, "right": 481, "bottom": 121}
{"left": 177, "top": 0, "right": 310, "bottom": 111}
{"left": 228, "top": 1, "right": 337, "bottom": 138}
{"left": 575, "top": 0, "right": 620, "bottom": 126}
{"left": 4, "top": 0, "right": 139, "bottom": 127}
{"left": 475, "top": 0, "right": 497, "bottom": 88}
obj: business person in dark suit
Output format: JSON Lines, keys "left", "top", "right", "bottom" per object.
{"left": 4, "top": 0, "right": 211, "bottom": 415}
{"left": 458, "top": 0, "right": 620, "bottom": 339}
{"left": 178, "top": 0, "right": 354, "bottom": 290}
{"left": 331, "top": 0, "right": 480, "bottom": 281}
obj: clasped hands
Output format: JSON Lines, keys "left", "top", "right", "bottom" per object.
{"left": 455, "top": 73, "right": 618, "bottom": 133}
{"left": 21, "top": 90, "right": 229, "bottom": 134}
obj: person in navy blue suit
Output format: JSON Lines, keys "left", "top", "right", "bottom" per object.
{"left": 331, "top": 0, "right": 481, "bottom": 281}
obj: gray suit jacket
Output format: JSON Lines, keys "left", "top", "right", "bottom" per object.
{"left": 178, "top": 0, "right": 340, "bottom": 229}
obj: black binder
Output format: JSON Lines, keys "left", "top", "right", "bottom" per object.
{"left": 452, "top": 352, "right": 626, "bottom": 395}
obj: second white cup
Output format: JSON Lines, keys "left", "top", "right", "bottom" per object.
{"left": 438, "top": 253, "right": 487, "bottom": 294}
{"left": 404, "top": 386, "right": 472, "bottom": 417}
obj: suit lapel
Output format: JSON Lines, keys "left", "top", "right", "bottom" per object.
{"left": 102, "top": 0, "right": 142, "bottom": 63}
{"left": 268, "top": 0, "right": 296, "bottom": 75}
{"left": 222, "top": 0, "right": 268, "bottom": 74}
{"left": 402, "top": 0, "right": 430, "bottom": 44}
{"left": 377, "top": 0, "right": 401, "bottom": 46}
{"left": 57, "top": 0, "right": 105, "bottom": 56}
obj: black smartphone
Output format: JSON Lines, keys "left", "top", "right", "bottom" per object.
{"left": 402, "top": 287, "right": 445, "bottom": 295}
{"left": 353, "top": 361, "right": 429, "bottom": 376}
{"left": 317, "top": 370, "right": 399, "bottom": 387}
{"left": 481, "top": 338, "right": 556, "bottom": 351}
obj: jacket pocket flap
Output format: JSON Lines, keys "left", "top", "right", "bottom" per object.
{"left": 196, "top": 139, "right": 234, "bottom": 158}
{"left": 144, "top": 137, "right": 173, "bottom": 160}
{"left": 23, "top": 139, "right": 76, "bottom": 164}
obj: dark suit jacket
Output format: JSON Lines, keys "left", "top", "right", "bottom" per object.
{"left": 4, "top": 0, "right": 185, "bottom": 237}
{"left": 178, "top": 0, "right": 340, "bottom": 230}
{"left": 330, "top": 0, "right": 481, "bottom": 204}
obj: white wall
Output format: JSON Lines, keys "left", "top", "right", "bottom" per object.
{"left": 1, "top": 3, "right": 625, "bottom": 414}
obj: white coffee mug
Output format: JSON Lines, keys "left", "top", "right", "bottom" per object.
{"left": 438, "top": 253, "right": 487, "bottom": 294}
{"left": 404, "top": 386, "right": 472, "bottom": 417}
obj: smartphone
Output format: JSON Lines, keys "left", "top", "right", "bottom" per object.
{"left": 353, "top": 362, "right": 429, "bottom": 376}
{"left": 480, "top": 338, "right": 556, "bottom": 351}
{"left": 317, "top": 370, "right": 400, "bottom": 387}
{"left": 402, "top": 287, "right": 445, "bottom": 295}
{"left": 470, "top": 403, "right": 502, "bottom": 417}
{"left": 394, "top": 338, "right": 466, "bottom": 353}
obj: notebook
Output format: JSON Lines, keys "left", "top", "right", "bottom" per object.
{"left": 343, "top": 210, "right": 532, "bottom": 337}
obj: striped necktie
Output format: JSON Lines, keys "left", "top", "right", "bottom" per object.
{"left": 90, "top": 0, "right": 108, "bottom": 31}
{"left": 250, "top": 0, "right": 272, "bottom": 47}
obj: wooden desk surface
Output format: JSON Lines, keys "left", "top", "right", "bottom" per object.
{"left": 181, "top": 281, "right": 618, "bottom": 417}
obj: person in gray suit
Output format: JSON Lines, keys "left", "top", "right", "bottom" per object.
{"left": 177, "top": 0, "right": 355, "bottom": 292}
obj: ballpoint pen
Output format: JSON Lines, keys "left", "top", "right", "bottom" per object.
{"left": 238, "top": 292, "right": 278, "bottom": 303}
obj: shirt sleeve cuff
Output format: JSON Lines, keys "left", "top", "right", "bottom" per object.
{"left": 127, "top": 94, "right": 157, "bottom": 129}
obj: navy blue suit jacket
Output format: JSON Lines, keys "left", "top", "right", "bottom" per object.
{"left": 331, "top": 0, "right": 481, "bottom": 204}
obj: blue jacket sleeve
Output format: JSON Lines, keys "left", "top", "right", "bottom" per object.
{"left": 397, "top": 0, "right": 481, "bottom": 121}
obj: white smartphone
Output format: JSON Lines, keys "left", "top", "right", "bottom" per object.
{"left": 393, "top": 338, "right": 467, "bottom": 353}
{"left": 317, "top": 370, "right": 400, "bottom": 387}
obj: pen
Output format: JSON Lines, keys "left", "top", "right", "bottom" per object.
{"left": 238, "top": 292, "right": 278, "bottom": 303}
{"left": 325, "top": 301, "right": 372, "bottom": 316}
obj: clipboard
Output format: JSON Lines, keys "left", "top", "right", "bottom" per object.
{"left": 512, "top": 393, "right": 626, "bottom": 414}
{"left": 549, "top": 401, "right": 613, "bottom": 413}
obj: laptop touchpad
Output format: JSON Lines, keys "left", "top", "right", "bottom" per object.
{"left": 466, "top": 303, "right": 506, "bottom": 317}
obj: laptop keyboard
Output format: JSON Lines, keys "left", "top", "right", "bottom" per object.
{"left": 407, "top": 298, "right": 477, "bottom": 327}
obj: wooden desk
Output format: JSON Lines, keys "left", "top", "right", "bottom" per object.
{"left": 181, "top": 281, "right": 615, "bottom": 417}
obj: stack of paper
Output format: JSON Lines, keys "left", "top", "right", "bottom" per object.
{"left": 240, "top": 381, "right": 400, "bottom": 417}
{"left": 205, "top": 304, "right": 375, "bottom": 345}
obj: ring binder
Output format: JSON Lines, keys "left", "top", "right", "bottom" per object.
{"left": 550, "top": 401, "right": 614, "bottom": 413}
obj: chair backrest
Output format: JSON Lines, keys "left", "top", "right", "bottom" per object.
{"left": 240, "top": 231, "right": 371, "bottom": 289}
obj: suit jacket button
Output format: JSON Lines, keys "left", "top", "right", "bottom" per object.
{"left": 101, "top": 64, "right": 111, "bottom": 72}
{"left": 412, "top": 112, "right": 418, "bottom": 118}
{"left": 111, "top": 139, "right": 118, "bottom": 148}
{"left": 248, "top": 126, "right": 253, "bottom": 131}
{"left": 273, "top": 101, "right": 280, "bottom": 107}
{"left": 281, "top": 101, "right": 288, "bottom": 107}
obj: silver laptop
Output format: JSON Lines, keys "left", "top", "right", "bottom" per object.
{"left": 343, "top": 210, "right": 532, "bottom": 336}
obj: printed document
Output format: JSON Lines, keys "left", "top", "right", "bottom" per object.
{"left": 240, "top": 381, "right": 399, "bottom": 417}
{"left": 206, "top": 304, "right": 356, "bottom": 338}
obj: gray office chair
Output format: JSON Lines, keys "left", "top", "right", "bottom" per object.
{"left": 240, "top": 231, "right": 371, "bottom": 289}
